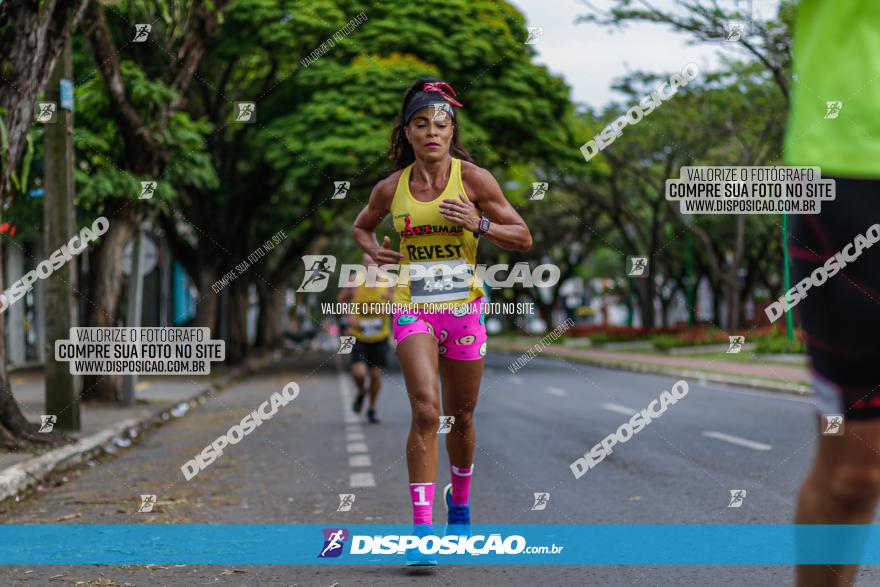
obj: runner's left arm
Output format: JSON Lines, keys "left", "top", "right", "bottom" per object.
{"left": 441, "top": 165, "right": 532, "bottom": 251}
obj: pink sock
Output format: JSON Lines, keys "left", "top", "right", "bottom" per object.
{"left": 409, "top": 483, "right": 435, "bottom": 526}
{"left": 450, "top": 464, "right": 473, "bottom": 505}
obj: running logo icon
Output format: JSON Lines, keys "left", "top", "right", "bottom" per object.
{"left": 628, "top": 256, "right": 648, "bottom": 278}
{"left": 525, "top": 26, "right": 543, "bottom": 45}
{"left": 297, "top": 255, "right": 337, "bottom": 292}
{"left": 38, "top": 415, "right": 57, "bottom": 433}
{"left": 36, "top": 102, "right": 57, "bottom": 123}
{"left": 318, "top": 528, "right": 348, "bottom": 558}
{"left": 140, "top": 181, "right": 157, "bottom": 200}
{"left": 437, "top": 416, "right": 455, "bottom": 434}
{"left": 235, "top": 102, "right": 256, "bottom": 123}
{"left": 337, "top": 493, "right": 355, "bottom": 512}
{"left": 431, "top": 102, "right": 452, "bottom": 121}
{"left": 825, "top": 101, "right": 843, "bottom": 119}
{"left": 332, "top": 181, "right": 350, "bottom": 200}
{"left": 822, "top": 414, "right": 844, "bottom": 436}
{"left": 727, "top": 489, "right": 746, "bottom": 508}
{"left": 133, "top": 24, "right": 151, "bottom": 42}
{"left": 728, "top": 489, "right": 746, "bottom": 508}
{"left": 727, "top": 336, "right": 745, "bottom": 354}
{"left": 530, "top": 182, "right": 549, "bottom": 200}
{"left": 531, "top": 492, "right": 550, "bottom": 511}
{"left": 725, "top": 21, "right": 745, "bottom": 42}
{"left": 338, "top": 336, "right": 355, "bottom": 354}
{"left": 138, "top": 494, "right": 157, "bottom": 513}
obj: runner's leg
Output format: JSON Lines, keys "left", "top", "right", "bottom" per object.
{"left": 439, "top": 357, "right": 483, "bottom": 475}
{"left": 397, "top": 332, "right": 441, "bottom": 483}
{"left": 791, "top": 180, "right": 880, "bottom": 585}
{"left": 796, "top": 417, "right": 880, "bottom": 587}
{"left": 350, "top": 356, "right": 367, "bottom": 413}
{"left": 367, "top": 366, "right": 382, "bottom": 411}
{"left": 351, "top": 362, "right": 367, "bottom": 395}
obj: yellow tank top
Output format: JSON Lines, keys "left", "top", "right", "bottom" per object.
{"left": 351, "top": 283, "right": 391, "bottom": 342}
{"left": 390, "top": 157, "right": 482, "bottom": 308}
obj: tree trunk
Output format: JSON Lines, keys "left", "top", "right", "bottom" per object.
{"left": 256, "top": 284, "right": 284, "bottom": 349}
{"left": 0, "top": 0, "right": 89, "bottom": 447}
{"left": 659, "top": 295, "right": 670, "bottom": 329}
{"left": 227, "top": 282, "right": 249, "bottom": 364}
{"left": 0, "top": 0, "right": 91, "bottom": 199}
{"left": 727, "top": 278, "right": 741, "bottom": 333}
{"left": 194, "top": 265, "right": 219, "bottom": 331}
{"left": 709, "top": 279, "right": 721, "bottom": 326}
{"left": 0, "top": 246, "right": 66, "bottom": 448}
{"left": 82, "top": 200, "right": 140, "bottom": 402}
{"left": 637, "top": 279, "right": 656, "bottom": 330}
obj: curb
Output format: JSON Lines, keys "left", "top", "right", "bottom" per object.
{"left": 494, "top": 341, "right": 810, "bottom": 397}
{"left": 0, "top": 350, "right": 281, "bottom": 506}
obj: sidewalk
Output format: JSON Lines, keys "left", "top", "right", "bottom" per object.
{"left": 493, "top": 337, "right": 811, "bottom": 395}
{"left": 0, "top": 352, "right": 279, "bottom": 504}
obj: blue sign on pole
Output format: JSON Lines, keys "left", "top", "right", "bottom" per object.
{"left": 59, "top": 79, "right": 74, "bottom": 111}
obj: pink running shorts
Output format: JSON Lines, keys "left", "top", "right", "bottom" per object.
{"left": 392, "top": 298, "right": 487, "bottom": 361}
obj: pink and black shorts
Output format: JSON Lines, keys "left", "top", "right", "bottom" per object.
{"left": 392, "top": 298, "right": 487, "bottom": 361}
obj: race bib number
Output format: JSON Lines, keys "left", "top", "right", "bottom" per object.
{"left": 409, "top": 260, "right": 471, "bottom": 304}
{"left": 359, "top": 318, "right": 383, "bottom": 337}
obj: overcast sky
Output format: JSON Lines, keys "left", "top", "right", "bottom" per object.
{"left": 509, "top": 0, "right": 781, "bottom": 109}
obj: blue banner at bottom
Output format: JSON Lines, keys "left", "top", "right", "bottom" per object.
{"left": 2, "top": 524, "right": 880, "bottom": 565}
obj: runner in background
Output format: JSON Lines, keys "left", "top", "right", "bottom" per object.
{"left": 338, "top": 254, "right": 393, "bottom": 424}
{"left": 785, "top": 2, "right": 880, "bottom": 586}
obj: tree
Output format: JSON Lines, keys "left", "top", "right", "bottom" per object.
{"left": 577, "top": 0, "right": 795, "bottom": 331}
{"left": 77, "top": 0, "right": 229, "bottom": 399}
{"left": 578, "top": 0, "right": 794, "bottom": 102}
{"left": 0, "top": 0, "right": 92, "bottom": 447}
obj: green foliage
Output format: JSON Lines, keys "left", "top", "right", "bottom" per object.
{"left": 754, "top": 329, "right": 805, "bottom": 354}
{"left": 651, "top": 328, "right": 728, "bottom": 351}
{"left": 73, "top": 61, "right": 217, "bottom": 211}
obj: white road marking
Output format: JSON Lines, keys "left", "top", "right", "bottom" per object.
{"left": 338, "top": 372, "right": 376, "bottom": 488}
{"left": 702, "top": 431, "right": 772, "bottom": 451}
{"left": 601, "top": 403, "right": 636, "bottom": 416}
{"left": 346, "top": 442, "right": 368, "bottom": 453}
{"left": 350, "top": 472, "right": 376, "bottom": 488}
{"left": 545, "top": 386, "right": 567, "bottom": 397}
{"left": 349, "top": 454, "right": 372, "bottom": 467}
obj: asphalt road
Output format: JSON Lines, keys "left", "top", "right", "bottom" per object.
{"left": 3, "top": 347, "right": 879, "bottom": 586}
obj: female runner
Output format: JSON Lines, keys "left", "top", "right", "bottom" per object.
{"left": 352, "top": 77, "right": 532, "bottom": 565}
